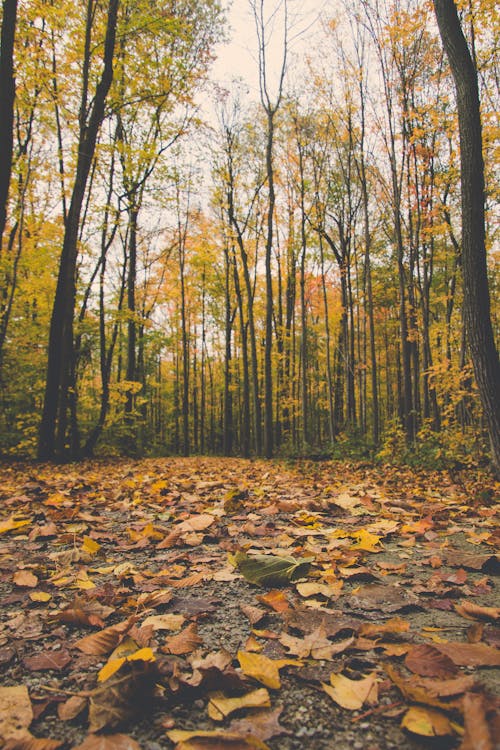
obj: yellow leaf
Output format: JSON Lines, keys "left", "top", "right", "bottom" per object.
{"left": 128, "top": 647, "right": 155, "bottom": 663}
{"left": 142, "top": 613, "right": 185, "bottom": 631}
{"left": 0, "top": 517, "right": 31, "bottom": 534}
{"left": 207, "top": 688, "right": 271, "bottom": 721}
{"left": 166, "top": 729, "right": 270, "bottom": 749}
{"left": 30, "top": 591, "right": 52, "bottom": 602}
{"left": 401, "top": 706, "right": 457, "bottom": 736}
{"left": 323, "top": 673, "right": 379, "bottom": 710}
{"left": 97, "top": 656, "right": 126, "bottom": 682}
{"left": 98, "top": 646, "right": 155, "bottom": 681}
{"left": 81, "top": 536, "right": 101, "bottom": 555}
{"left": 350, "top": 529, "right": 382, "bottom": 552}
{"left": 237, "top": 651, "right": 300, "bottom": 689}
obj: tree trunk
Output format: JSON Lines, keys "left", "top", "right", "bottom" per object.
{"left": 38, "top": 0, "right": 119, "bottom": 460}
{"left": 0, "top": 0, "right": 17, "bottom": 250}
{"left": 433, "top": 0, "right": 500, "bottom": 475}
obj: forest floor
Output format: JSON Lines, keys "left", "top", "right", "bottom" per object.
{"left": 0, "top": 456, "right": 499, "bottom": 750}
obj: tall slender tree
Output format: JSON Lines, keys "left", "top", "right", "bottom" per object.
{"left": 38, "top": 0, "right": 119, "bottom": 459}
{"left": 433, "top": 0, "right": 500, "bottom": 476}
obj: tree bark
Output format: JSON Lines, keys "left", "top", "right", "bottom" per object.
{"left": 433, "top": 0, "right": 500, "bottom": 476}
{"left": 0, "top": 0, "right": 17, "bottom": 250}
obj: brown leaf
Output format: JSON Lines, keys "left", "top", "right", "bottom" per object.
{"left": 280, "top": 625, "right": 354, "bottom": 660}
{"left": 52, "top": 597, "right": 115, "bottom": 628}
{"left": 459, "top": 692, "right": 494, "bottom": 750}
{"left": 256, "top": 590, "right": 291, "bottom": 613}
{"left": 435, "top": 642, "right": 500, "bottom": 667}
{"left": 240, "top": 604, "right": 267, "bottom": 625}
{"left": 404, "top": 644, "right": 459, "bottom": 679}
{"left": 162, "top": 623, "right": 203, "bottom": 655}
{"left": 229, "top": 707, "right": 291, "bottom": 741}
{"left": 348, "top": 583, "right": 419, "bottom": 612}
{"left": 72, "top": 734, "right": 142, "bottom": 750}
{"left": 4, "top": 736, "right": 63, "bottom": 750}
{"left": 0, "top": 685, "right": 33, "bottom": 743}
{"left": 13, "top": 570, "right": 39, "bottom": 588}
{"left": 57, "top": 695, "right": 88, "bottom": 721}
{"left": 88, "top": 664, "right": 156, "bottom": 732}
{"left": 455, "top": 601, "right": 500, "bottom": 622}
{"left": 75, "top": 618, "right": 136, "bottom": 656}
{"left": 23, "top": 649, "right": 72, "bottom": 672}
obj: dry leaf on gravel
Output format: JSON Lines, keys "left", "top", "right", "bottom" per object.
{"left": 161, "top": 622, "right": 203, "bottom": 655}
{"left": 322, "top": 672, "right": 379, "bottom": 710}
{"left": 237, "top": 651, "right": 300, "bottom": 689}
{"left": 459, "top": 692, "right": 495, "bottom": 750}
{"left": 404, "top": 644, "right": 459, "bottom": 679}
{"left": 0, "top": 685, "right": 33, "bottom": 743}
{"left": 207, "top": 689, "right": 271, "bottom": 721}
{"left": 400, "top": 706, "right": 458, "bottom": 737}
{"left": 166, "top": 729, "right": 269, "bottom": 749}
{"left": 72, "top": 734, "right": 142, "bottom": 750}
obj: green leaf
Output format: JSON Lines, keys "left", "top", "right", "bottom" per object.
{"left": 229, "top": 552, "right": 313, "bottom": 587}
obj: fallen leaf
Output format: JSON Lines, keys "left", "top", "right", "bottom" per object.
{"left": 58, "top": 695, "right": 88, "bottom": 721}
{"left": 459, "top": 692, "right": 494, "bottom": 750}
{"left": 0, "top": 517, "right": 31, "bottom": 534}
{"left": 0, "top": 685, "right": 33, "bottom": 743}
{"left": 435, "top": 642, "right": 500, "bottom": 667}
{"left": 237, "top": 651, "right": 300, "bottom": 689}
{"left": 322, "top": 672, "right": 378, "bottom": 710}
{"left": 229, "top": 706, "right": 291, "bottom": 741}
{"left": 162, "top": 623, "right": 203, "bottom": 655}
{"left": 72, "top": 734, "right": 142, "bottom": 750}
{"left": 13, "top": 570, "right": 38, "bottom": 588}
{"left": 404, "top": 644, "right": 459, "bottom": 679}
{"left": 256, "top": 590, "right": 290, "bottom": 612}
{"left": 207, "top": 689, "right": 271, "bottom": 722}
{"left": 75, "top": 619, "right": 136, "bottom": 656}
{"left": 280, "top": 625, "right": 353, "bottom": 660}
{"left": 141, "top": 613, "right": 185, "bottom": 631}
{"left": 166, "top": 729, "right": 269, "bottom": 749}
{"left": 230, "top": 552, "right": 312, "bottom": 587}
{"left": 455, "top": 601, "right": 500, "bottom": 622}
{"left": 400, "top": 706, "right": 457, "bottom": 737}
{"left": 23, "top": 650, "right": 72, "bottom": 672}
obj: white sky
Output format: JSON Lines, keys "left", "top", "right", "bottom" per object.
{"left": 211, "top": 0, "right": 331, "bottom": 98}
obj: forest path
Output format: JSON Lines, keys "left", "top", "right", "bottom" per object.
{"left": 0, "top": 457, "right": 498, "bottom": 749}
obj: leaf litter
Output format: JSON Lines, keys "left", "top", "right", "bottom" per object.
{"left": 0, "top": 457, "right": 498, "bottom": 749}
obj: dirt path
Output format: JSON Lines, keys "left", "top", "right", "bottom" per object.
{"left": 0, "top": 457, "right": 498, "bottom": 749}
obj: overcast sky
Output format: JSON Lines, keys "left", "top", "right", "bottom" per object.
{"left": 210, "top": 0, "right": 330, "bottom": 97}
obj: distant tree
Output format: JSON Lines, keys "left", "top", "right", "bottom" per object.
{"left": 433, "top": 0, "right": 500, "bottom": 476}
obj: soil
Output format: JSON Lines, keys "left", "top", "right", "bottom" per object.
{"left": 0, "top": 456, "right": 498, "bottom": 749}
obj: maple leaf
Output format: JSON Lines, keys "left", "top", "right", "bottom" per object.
{"left": 280, "top": 624, "right": 353, "bottom": 660}
{"left": 322, "top": 672, "right": 379, "bottom": 710}
{"left": 237, "top": 651, "right": 300, "bottom": 689}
